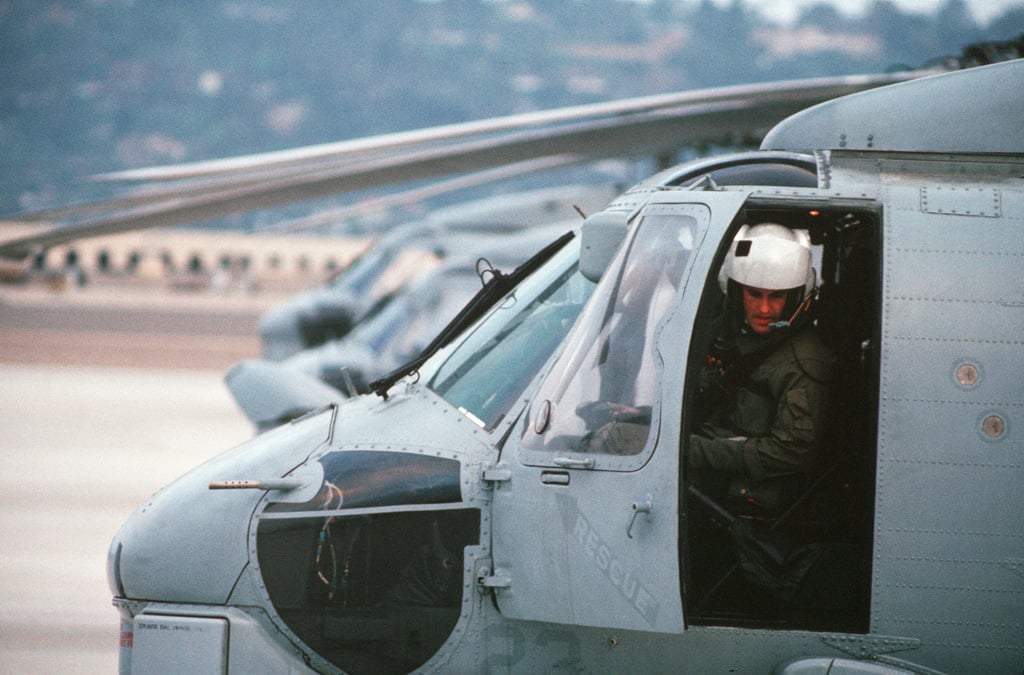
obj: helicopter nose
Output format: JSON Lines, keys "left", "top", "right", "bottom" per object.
{"left": 108, "top": 408, "right": 334, "bottom": 604}
{"left": 107, "top": 463, "right": 260, "bottom": 604}
{"left": 259, "top": 289, "right": 359, "bottom": 361}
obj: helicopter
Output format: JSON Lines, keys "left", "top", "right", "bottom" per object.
{"left": 104, "top": 58, "right": 1023, "bottom": 674}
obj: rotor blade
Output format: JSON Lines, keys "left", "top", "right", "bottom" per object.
{"left": 0, "top": 70, "right": 928, "bottom": 259}
{"left": 89, "top": 72, "right": 920, "bottom": 184}
{"left": 92, "top": 71, "right": 923, "bottom": 187}
{"left": 18, "top": 71, "right": 914, "bottom": 225}
{"left": 20, "top": 71, "right": 924, "bottom": 229}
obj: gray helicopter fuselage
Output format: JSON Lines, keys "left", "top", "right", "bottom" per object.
{"left": 109, "top": 61, "right": 1024, "bottom": 674}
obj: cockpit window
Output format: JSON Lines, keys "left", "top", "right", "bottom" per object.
{"left": 422, "top": 240, "right": 594, "bottom": 430}
{"left": 521, "top": 206, "right": 707, "bottom": 463}
{"left": 258, "top": 509, "right": 479, "bottom": 675}
{"left": 257, "top": 451, "right": 478, "bottom": 674}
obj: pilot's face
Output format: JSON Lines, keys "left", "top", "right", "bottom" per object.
{"left": 742, "top": 285, "right": 788, "bottom": 335}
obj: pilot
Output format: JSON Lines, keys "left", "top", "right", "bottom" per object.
{"left": 687, "top": 223, "right": 835, "bottom": 510}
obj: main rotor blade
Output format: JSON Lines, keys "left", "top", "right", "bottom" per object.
{"left": 91, "top": 71, "right": 920, "bottom": 185}
{"left": 0, "top": 70, "right": 928, "bottom": 259}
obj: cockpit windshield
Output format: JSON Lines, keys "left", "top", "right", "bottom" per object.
{"left": 521, "top": 205, "right": 707, "bottom": 462}
{"left": 421, "top": 239, "right": 594, "bottom": 430}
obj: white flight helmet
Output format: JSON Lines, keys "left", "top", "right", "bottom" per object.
{"left": 718, "top": 223, "right": 815, "bottom": 296}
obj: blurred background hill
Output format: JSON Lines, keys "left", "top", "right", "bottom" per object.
{"left": 3, "top": 0, "right": 1023, "bottom": 226}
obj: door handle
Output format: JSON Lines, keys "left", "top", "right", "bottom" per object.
{"left": 627, "top": 494, "right": 653, "bottom": 539}
{"left": 552, "top": 456, "right": 595, "bottom": 469}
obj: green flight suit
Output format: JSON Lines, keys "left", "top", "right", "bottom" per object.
{"left": 688, "top": 326, "right": 835, "bottom": 506}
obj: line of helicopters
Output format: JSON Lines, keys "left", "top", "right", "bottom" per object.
{"left": 3, "top": 47, "right": 1023, "bottom": 674}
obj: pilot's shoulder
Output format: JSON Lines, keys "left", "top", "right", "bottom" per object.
{"left": 792, "top": 325, "right": 831, "bottom": 352}
{"left": 781, "top": 326, "right": 836, "bottom": 378}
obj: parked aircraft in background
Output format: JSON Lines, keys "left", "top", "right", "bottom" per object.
{"left": 233, "top": 253, "right": 570, "bottom": 430}
{"left": 256, "top": 183, "right": 619, "bottom": 362}
{"left": 101, "top": 59, "right": 1023, "bottom": 674}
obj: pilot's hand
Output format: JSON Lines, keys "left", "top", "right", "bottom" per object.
{"left": 606, "top": 402, "right": 644, "bottom": 418}
{"left": 576, "top": 401, "right": 650, "bottom": 426}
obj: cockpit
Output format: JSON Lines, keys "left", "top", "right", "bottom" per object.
{"left": 251, "top": 234, "right": 596, "bottom": 673}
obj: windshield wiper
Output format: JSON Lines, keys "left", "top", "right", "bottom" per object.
{"left": 369, "top": 230, "right": 575, "bottom": 400}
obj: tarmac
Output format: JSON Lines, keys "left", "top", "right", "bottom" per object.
{"left": 0, "top": 281, "right": 278, "bottom": 673}
{"left": 0, "top": 281, "right": 277, "bottom": 369}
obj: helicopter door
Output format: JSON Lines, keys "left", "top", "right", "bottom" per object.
{"left": 487, "top": 196, "right": 746, "bottom": 633}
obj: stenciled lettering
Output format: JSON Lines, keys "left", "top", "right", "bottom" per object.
{"left": 571, "top": 512, "right": 659, "bottom": 625}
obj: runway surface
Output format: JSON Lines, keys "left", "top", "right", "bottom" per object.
{"left": 0, "top": 285, "right": 271, "bottom": 673}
